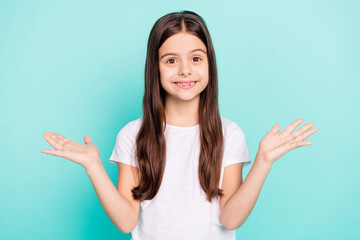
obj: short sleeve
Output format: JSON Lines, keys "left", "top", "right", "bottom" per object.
{"left": 223, "top": 122, "right": 252, "bottom": 167}
{"left": 109, "top": 123, "right": 139, "bottom": 168}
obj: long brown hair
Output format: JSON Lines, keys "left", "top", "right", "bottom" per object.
{"left": 132, "top": 10, "right": 224, "bottom": 203}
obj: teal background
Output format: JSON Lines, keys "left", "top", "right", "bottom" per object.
{"left": 1, "top": 0, "right": 359, "bottom": 239}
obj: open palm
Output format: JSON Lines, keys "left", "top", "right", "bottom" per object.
{"left": 41, "top": 132, "right": 100, "bottom": 169}
{"left": 258, "top": 118, "right": 318, "bottom": 165}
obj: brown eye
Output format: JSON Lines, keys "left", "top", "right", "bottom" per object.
{"left": 166, "top": 59, "right": 176, "bottom": 64}
{"left": 193, "top": 57, "right": 201, "bottom": 62}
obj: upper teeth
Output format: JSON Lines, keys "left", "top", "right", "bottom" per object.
{"left": 177, "top": 81, "right": 196, "bottom": 86}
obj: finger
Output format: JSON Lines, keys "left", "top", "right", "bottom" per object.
{"left": 41, "top": 148, "right": 65, "bottom": 158}
{"left": 292, "top": 122, "right": 315, "bottom": 138}
{"left": 269, "top": 123, "right": 281, "bottom": 135}
{"left": 52, "top": 133, "right": 71, "bottom": 143}
{"left": 50, "top": 133, "right": 67, "bottom": 145}
{"left": 43, "top": 132, "right": 64, "bottom": 150}
{"left": 288, "top": 140, "right": 312, "bottom": 150}
{"left": 279, "top": 118, "right": 304, "bottom": 136}
{"left": 295, "top": 127, "right": 318, "bottom": 141}
{"left": 84, "top": 136, "right": 93, "bottom": 145}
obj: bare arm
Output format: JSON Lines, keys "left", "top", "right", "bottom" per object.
{"left": 41, "top": 132, "right": 137, "bottom": 233}
{"left": 220, "top": 153, "right": 271, "bottom": 230}
{"left": 220, "top": 119, "right": 318, "bottom": 230}
{"left": 86, "top": 161, "right": 137, "bottom": 234}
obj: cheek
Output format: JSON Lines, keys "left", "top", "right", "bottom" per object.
{"left": 198, "top": 65, "right": 209, "bottom": 88}
{"left": 159, "top": 65, "right": 174, "bottom": 79}
{"left": 158, "top": 67, "right": 166, "bottom": 85}
{"left": 159, "top": 68, "right": 173, "bottom": 89}
{"left": 199, "top": 65, "right": 209, "bottom": 80}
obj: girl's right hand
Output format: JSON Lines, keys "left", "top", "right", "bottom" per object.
{"left": 41, "top": 132, "right": 101, "bottom": 170}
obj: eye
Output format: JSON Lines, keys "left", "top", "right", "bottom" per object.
{"left": 192, "top": 57, "right": 202, "bottom": 62}
{"left": 166, "top": 58, "right": 177, "bottom": 64}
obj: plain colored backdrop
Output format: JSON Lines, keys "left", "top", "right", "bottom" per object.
{"left": 1, "top": 0, "right": 359, "bottom": 239}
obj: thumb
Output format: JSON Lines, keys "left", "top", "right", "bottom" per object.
{"left": 84, "top": 136, "right": 93, "bottom": 145}
{"left": 269, "top": 123, "right": 281, "bottom": 135}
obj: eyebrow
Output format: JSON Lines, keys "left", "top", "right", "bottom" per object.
{"left": 160, "top": 48, "right": 207, "bottom": 60}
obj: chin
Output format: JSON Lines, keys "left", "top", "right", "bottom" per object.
{"left": 177, "top": 95, "right": 200, "bottom": 102}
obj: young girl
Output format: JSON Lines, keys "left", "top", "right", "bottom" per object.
{"left": 41, "top": 10, "right": 318, "bottom": 240}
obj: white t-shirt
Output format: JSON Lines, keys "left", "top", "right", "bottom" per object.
{"left": 109, "top": 116, "right": 251, "bottom": 240}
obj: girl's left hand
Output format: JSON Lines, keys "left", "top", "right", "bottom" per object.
{"left": 257, "top": 118, "right": 318, "bottom": 166}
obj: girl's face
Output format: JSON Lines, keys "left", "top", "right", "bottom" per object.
{"left": 158, "top": 32, "right": 209, "bottom": 103}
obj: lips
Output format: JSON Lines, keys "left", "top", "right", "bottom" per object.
{"left": 174, "top": 80, "right": 198, "bottom": 84}
{"left": 173, "top": 81, "right": 198, "bottom": 88}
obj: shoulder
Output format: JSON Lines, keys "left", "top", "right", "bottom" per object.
{"left": 117, "top": 116, "right": 143, "bottom": 139}
{"left": 220, "top": 116, "right": 246, "bottom": 137}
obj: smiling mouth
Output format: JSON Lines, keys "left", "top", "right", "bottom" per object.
{"left": 173, "top": 81, "right": 198, "bottom": 89}
{"left": 174, "top": 81, "right": 198, "bottom": 86}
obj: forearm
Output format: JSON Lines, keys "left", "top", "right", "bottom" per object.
{"left": 220, "top": 153, "right": 272, "bottom": 230}
{"left": 85, "top": 160, "right": 136, "bottom": 233}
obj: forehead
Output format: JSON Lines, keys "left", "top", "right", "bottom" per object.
{"left": 158, "top": 32, "right": 206, "bottom": 54}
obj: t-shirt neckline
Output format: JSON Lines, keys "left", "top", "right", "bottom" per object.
{"left": 164, "top": 123, "right": 200, "bottom": 129}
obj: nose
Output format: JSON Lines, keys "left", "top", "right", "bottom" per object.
{"left": 178, "top": 61, "right": 191, "bottom": 77}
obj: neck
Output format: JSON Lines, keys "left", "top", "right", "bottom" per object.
{"left": 164, "top": 95, "right": 200, "bottom": 127}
